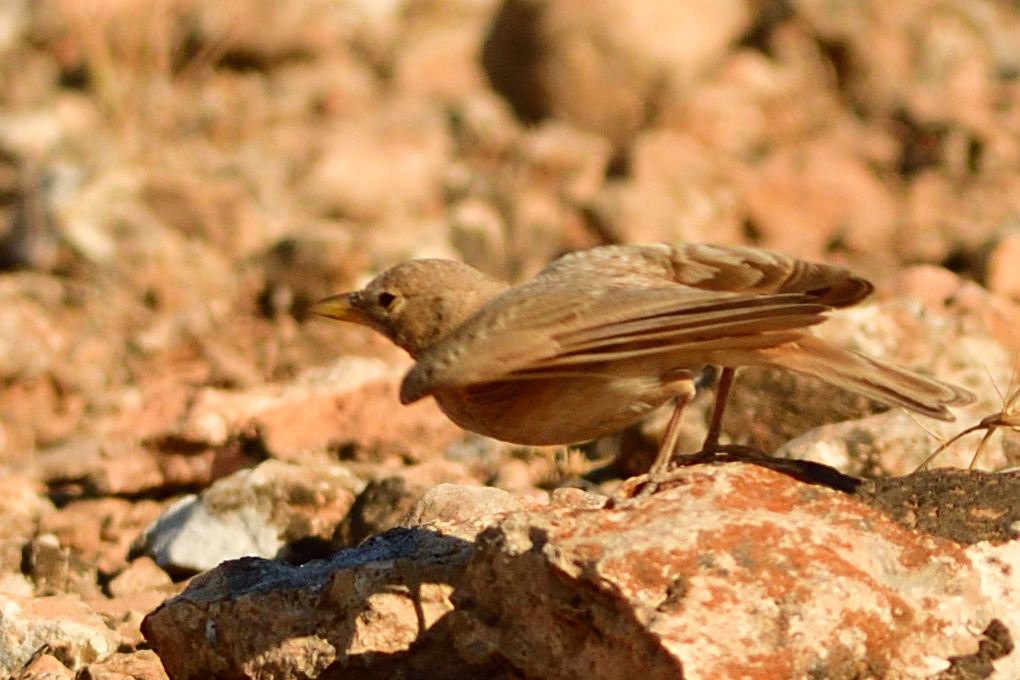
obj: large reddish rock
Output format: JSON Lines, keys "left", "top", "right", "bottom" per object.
{"left": 143, "top": 465, "right": 1020, "bottom": 679}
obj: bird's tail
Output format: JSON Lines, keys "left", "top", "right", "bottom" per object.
{"left": 748, "top": 335, "right": 975, "bottom": 420}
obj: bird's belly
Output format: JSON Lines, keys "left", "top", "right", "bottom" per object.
{"left": 433, "top": 373, "right": 682, "bottom": 446}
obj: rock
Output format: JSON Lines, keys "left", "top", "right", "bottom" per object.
{"left": 399, "top": 483, "right": 541, "bottom": 528}
{"left": 138, "top": 174, "right": 264, "bottom": 261}
{"left": 37, "top": 497, "right": 165, "bottom": 578}
{"left": 58, "top": 171, "right": 237, "bottom": 315}
{"left": 898, "top": 168, "right": 1020, "bottom": 268}
{"left": 171, "top": 356, "right": 462, "bottom": 465}
{"left": 143, "top": 464, "right": 1020, "bottom": 678}
{"left": 482, "top": 0, "right": 753, "bottom": 145}
{"left": 447, "top": 90, "right": 523, "bottom": 161}
{"left": 548, "top": 486, "right": 609, "bottom": 509}
{"left": 498, "top": 123, "right": 611, "bottom": 277}
{"left": 106, "top": 558, "right": 173, "bottom": 599}
{"left": 445, "top": 98, "right": 609, "bottom": 278}
{"left": 176, "top": 1, "right": 365, "bottom": 70}
{"left": 0, "top": 273, "right": 95, "bottom": 456}
{"left": 332, "top": 460, "right": 481, "bottom": 548}
{"left": 300, "top": 102, "right": 450, "bottom": 223}
{"left": 0, "top": 574, "right": 33, "bottom": 599}
{"left": 518, "top": 122, "right": 613, "bottom": 201}
{"left": 134, "top": 460, "right": 364, "bottom": 575}
{"left": 390, "top": 1, "right": 494, "bottom": 101}
{"left": 741, "top": 137, "right": 898, "bottom": 260}
{"left": 987, "top": 230, "right": 1020, "bottom": 300}
{"left": 0, "top": 0, "right": 29, "bottom": 55}
{"left": 361, "top": 215, "right": 463, "bottom": 272}
{"left": 675, "top": 46, "right": 843, "bottom": 156}
{"left": 0, "top": 592, "right": 120, "bottom": 676}
{"left": 87, "top": 593, "right": 177, "bottom": 653}
{"left": 777, "top": 408, "right": 1020, "bottom": 477}
{"left": 584, "top": 130, "right": 744, "bottom": 246}
{"left": 87, "top": 564, "right": 183, "bottom": 653}
{"left": 8, "top": 649, "right": 74, "bottom": 680}
{"left": 853, "top": 467, "right": 1020, "bottom": 545}
{"left": 77, "top": 649, "right": 168, "bottom": 680}
{"left": 448, "top": 196, "right": 510, "bottom": 279}
{"left": 459, "top": 465, "right": 1020, "bottom": 678}
{"left": 892, "top": 265, "right": 1020, "bottom": 362}
{"left": 142, "top": 529, "right": 478, "bottom": 680}
{"left": 0, "top": 475, "right": 51, "bottom": 545}
{"left": 25, "top": 435, "right": 241, "bottom": 498}
{"left": 784, "top": 0, "right": 1020, "bottom": 267}
{"left": 23, "top": 533, "right": 100, "bottom": 599}
{"left": 792, "top": 0, "right": 1019, "bottom": 137}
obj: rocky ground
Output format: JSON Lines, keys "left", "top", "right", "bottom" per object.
{"left": 2, "top": 0, "right": 1020, "bottom": 678}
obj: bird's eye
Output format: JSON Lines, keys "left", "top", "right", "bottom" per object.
{"left": 377, "top": 291, "right": 397, "bottom": 310}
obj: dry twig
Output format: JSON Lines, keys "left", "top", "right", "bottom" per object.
{"left": 915, "top": 351, "right": 1020, "bottom": 472}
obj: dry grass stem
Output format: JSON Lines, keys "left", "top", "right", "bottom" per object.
{"left": 915, "top": 350, "right": 1020, "bottom": 472}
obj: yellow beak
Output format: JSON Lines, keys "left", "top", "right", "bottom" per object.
{"left": 311, "top": 293, "right": 368, "bottom": 325}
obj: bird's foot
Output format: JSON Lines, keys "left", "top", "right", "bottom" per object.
{"left": 630, "top": 443, "right": 769, "bottom": 497}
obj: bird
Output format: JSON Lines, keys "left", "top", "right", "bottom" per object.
{"left": 312, "top": 243, "right": 975, "bottom": 475}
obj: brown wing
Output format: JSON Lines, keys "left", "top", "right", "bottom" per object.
{"left": 536, "top": 243, "right": 873, "bottom": 307}
{"left": 400, "top": 244, "right": 871, "bottom": 403}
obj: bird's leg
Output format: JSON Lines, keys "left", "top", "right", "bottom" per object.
{"left": 649, "top": 381, "right": 697, "bottom": 475}
{"left": 635, "top": 371, "right": 736, "bottom": 498}
{"left": 700, "top": 367, "right": 735, "bottom": 456}
{"left": 686, "top": 367, "right": 767, "bottom": 461}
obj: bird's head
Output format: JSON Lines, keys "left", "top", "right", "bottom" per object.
{"left": 312, "top": 259, "right": 508, "bottom": 358}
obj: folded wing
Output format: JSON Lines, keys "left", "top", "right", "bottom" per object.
{"left": 400, "top": 243, "right": 867, "bottom": 403}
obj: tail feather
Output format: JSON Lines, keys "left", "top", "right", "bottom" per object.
{"left": 750, "top": 335, "right": 975, "bottom": 421}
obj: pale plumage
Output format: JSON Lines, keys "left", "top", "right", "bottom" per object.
{"left": 314, "top": 243, "right": 975, "bottom": 474}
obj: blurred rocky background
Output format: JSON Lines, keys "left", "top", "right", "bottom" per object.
{"left": 2, "top": 0, "right": 1020, "bottom": 678}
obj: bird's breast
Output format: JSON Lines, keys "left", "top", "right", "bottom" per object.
{"left": 432, "top": 370, "right": 688, "bottom": 446}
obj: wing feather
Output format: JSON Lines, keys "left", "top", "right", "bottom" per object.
{"left": 401, "top": 243, "right": 874, "bottom": 403}
{"left": 402, "top": 282, "right": 834, "bottom": 402}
